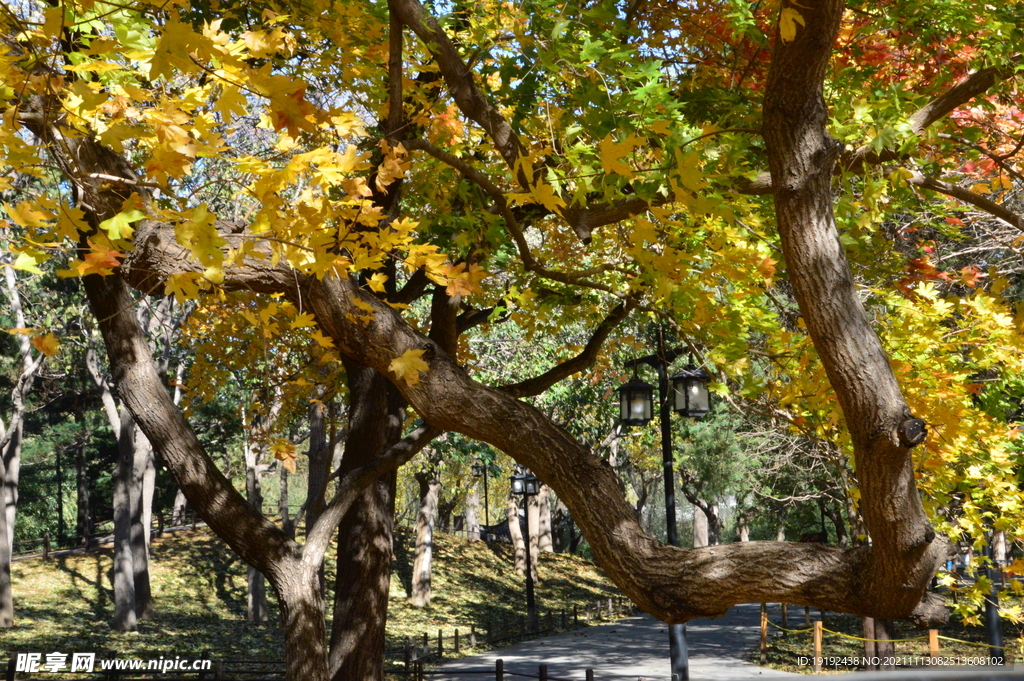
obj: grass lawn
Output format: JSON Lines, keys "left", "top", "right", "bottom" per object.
{"left": 3, "top": 525, "right": 626, "bottom": 673}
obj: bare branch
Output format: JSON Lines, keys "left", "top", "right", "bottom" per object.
{"left": 501, "top": 299, "right": 635, "bottom": 398}
{"left": 908, "top": 171, "right": 1024, "bottom": 231}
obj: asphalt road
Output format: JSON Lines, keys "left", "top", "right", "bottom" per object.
{"left": 433, "top": 602, "right": 799, "bottom": 680}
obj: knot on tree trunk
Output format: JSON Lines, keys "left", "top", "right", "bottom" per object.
{"left": 897, "top": 417, "right": 927, "bottom": 448}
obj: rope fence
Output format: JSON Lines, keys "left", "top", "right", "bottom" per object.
{"left": 758, "top": 603, "right": 1006, "bottom": 673}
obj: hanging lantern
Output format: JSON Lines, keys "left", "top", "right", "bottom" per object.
{"left": 671, "top": 366, "right": 711, "bottom": 418}
{"left": 617, "top": 376, "right": 655, "bottom": 427}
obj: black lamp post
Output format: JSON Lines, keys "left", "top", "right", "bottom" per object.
{"left": 618, "top": 335, "right": 711, "bottom": 681}
{"left": 984, "top": 533, "right": 1005, "bottom": 664}
{"left": 511, "top": 469, "right": 540, "bottom": 627}
{"left": 471, "top": 460, "right": 490, "bottom": 527}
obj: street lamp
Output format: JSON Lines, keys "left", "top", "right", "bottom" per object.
{"left": 510, "top": 469, "right": 540, "bottom": 628}
{"left": 471, "top": 459, "right": 490, "bottom": 527}
{"left": 984, "top": 532, "right": 1005, "bottom": 664}
{"left": 618, "top": 335, "right": 712, "bottom": 681}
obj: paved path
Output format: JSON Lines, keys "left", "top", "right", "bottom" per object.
{"left": 434, "top": 602, "right": 799, "bottom": 680}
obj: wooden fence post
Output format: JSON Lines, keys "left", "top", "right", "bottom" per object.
{"left": 574, "top": 604, "right": 578, "bottom": 625}
{"left": 6, "top": 657, "right": 16, "bottom": 681}
{"left": 213, "top": 661, "right": 224, "bottom": 681}
{"left": 585, "top": 669, "right": 594, "bottom": 681}
{"left": 813, "top": 620, "right": 823, "bottom": 673}
{"left": 470, "top": 624, "right": 477, "bottom": 648}
{"left": 43, "top": 531, "right": 50, "bottom": 560}
{"left": 781, "top": 603, "right": 788, "bottom": 633}
{"left": 455, "top": 628, "right": 460, "bottom": 654}
{"left": 438, "top": 628, "right": 443, "bottom": 659}
{"left": 422, "top": 632, "right": 428, "bottom": 657}
{"left": 547, "top": 610, "right": 553, "bottom": 632}
{"left": 561, "top": 609, "right": 566, "bottom": 629}
{"left": 760, "top": 602, "right": 768, "bottom": 664}
{"left": 539, "top": 663, "right": 548, "bottom": 681}
{"left": 804, "top": 605, "right": 810, "bottom": 627}
{"left": 496, "top": 658, "right": 504, "bottom": 681}
{"left": 405, "top": 637, "right": 412, "bottom": 668}
{"left": 191, "top": 509, "right": 197, "bottom": 531}
{"left": 929, "top": 629, "right": 939, "bottom": 662}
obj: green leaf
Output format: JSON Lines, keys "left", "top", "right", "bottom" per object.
{"left": 99, "top": 209, "right": 146, "bottom": 240}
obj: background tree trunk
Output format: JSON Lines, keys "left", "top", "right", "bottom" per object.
{"left": 536, "top": 485, "right": 552, "bottom": 552}
{"left": 328, "top": 361, "right": 403, "bottom": 681}
{"left": 465, "top": 487, "right": 480, "bottom": 540}
{"left": 0, "top": 451, "right": 11, "bottom": 627}
{"left": 410, "top": 470, "right": 440, "bottom": 607}
{"left": 693, "top": 506, "right": 708, "bottom": 548}
{"left": 245, "top": 452, "right": 268, "bottom": 624}
{"left": 75, "top": 436, "right": 90, "bottom": 546}
{"left": 508, "top": 491, "right": 526, "bottom": 575}
{"left": 305, "top": 399, "right": 330, "bottom": 588}
{"left": 130, "top": 428, "right": 155, "bottom": 619}
{"left": 112, "top": 405, "right": 137, "bottom": 631}
{"left": 875, "top": 619, "right": 895, "bottom": 669}
{"left": 862, "top": 616, "right": 876, "bottom": 669}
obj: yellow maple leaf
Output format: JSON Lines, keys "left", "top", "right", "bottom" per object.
{"left": 389, "top": 348, "right": 429, "bottom": 387}
{"left": 271, "top": 438, "right": 298, "bottom": 474}
{"left": 164, "top": 272, "right": 204, "bottom": 303}
{"left": 599, "top": 134, "right": 641, "bottom": 178}
{"left": 31, "top": 332, "right": 60, "bottom": 356}
{"left": 309, "top": 329, "right": 335, "bottom": 348}
{"left": 779, "top": 7, "right": 805, "bottom": 42}
{"left": 290, "top": 312, "right": 317, "bottom": 330}
{"left": 4, "top": 201, "right": 54, "bottom": 228}
{"left": 531, "top": 181, "right": 565, "bottom": 212}
{"left": 367, "top": 272, "right": 389, "bottom": 292}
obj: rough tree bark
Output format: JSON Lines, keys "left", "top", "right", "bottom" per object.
{"left": 410, "top": 469, "right": 440, "bottom": 607}
{"left": 327, "top": 359, "right": 404, "bottom": 681}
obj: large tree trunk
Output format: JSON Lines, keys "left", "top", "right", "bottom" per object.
{"left": 328, "top": 360, "right": 403, "bottom": 681}
{"left": 130, "top": 427, "right": 155, "bottom": 619}
{"left": 762, "top": 0, "right": 942, "bottom": 616}
{"left": 410, "top": 470, "right": 440, "bottom": 607}
{"left": 112, "top": 405, "right": 137, "bottom": 631}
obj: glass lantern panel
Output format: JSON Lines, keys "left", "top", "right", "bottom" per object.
{"left": 511, "top": 478, "right": 524, "bottom": 495}
{"left": 689, "top": 382, "right": 710, "bottom": 414}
